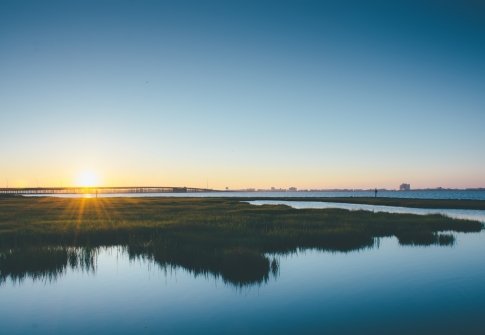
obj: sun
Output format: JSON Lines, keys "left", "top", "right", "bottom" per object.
{"left": 75, "top": 171, "right": 100, "bottom": 187}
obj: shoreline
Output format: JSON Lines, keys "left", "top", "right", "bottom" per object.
{"left": 230, "top": 196, "right": 485, "bottom": 210}
{"left": 0, "top": 193, "right": 485, "bottom": 210}
{"left": 3, "top": 194, "right": 485, "bottom": 210}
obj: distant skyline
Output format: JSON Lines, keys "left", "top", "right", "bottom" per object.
{"left": 1, "top": 1, "right": 484, "bottom": 189}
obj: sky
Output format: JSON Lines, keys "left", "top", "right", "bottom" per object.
{"left": 1, "top": 0, "right": 484, "bottom": 189}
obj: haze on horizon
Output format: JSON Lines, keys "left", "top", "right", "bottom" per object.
{"left": 1, "top": 0, "right": 484, "bottom": 190}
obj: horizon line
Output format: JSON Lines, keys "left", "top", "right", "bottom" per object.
{"left": 1, "top": 186, "right": 485, "bottom": 192}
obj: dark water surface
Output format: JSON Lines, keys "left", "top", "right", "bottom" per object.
{"left": 1, "top": 232, "right": 485, "bottom": 334}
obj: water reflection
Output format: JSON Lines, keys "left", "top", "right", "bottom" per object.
{"left": 2, "top": 234, "right": 485, "bottom": 335}
{"left": 0, "top": 247, "right": 96, "bottom": 284}
{"left": 0, "top": 244, "right": 280, "bottom": 287}
{"left": 0, "top": 232, "right": 459, "bottom": 287}
{"left": 127, "top": 243, "right": 281, "bottom": 286}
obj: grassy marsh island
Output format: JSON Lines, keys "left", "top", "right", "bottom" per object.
{"left": 233, "top": 196, "right": 485, "bottom": 210}
{"left": 0, "top": 196, "right": 483, "bottom": 286}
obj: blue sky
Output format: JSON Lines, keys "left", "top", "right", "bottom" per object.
{"left": 1, "top": 0, "right": 484, "bottom": 189}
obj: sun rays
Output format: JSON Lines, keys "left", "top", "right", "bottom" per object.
{"left": 56, "top": 197, "right": 121, "bottom": 233}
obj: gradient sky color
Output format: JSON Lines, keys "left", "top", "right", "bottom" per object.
{"left": 1, "top": 0, "right": 484, "bottom": 189}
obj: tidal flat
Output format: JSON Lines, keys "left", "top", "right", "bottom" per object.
{"left": 0, "top": 196, "right": 483, "bottom": 286}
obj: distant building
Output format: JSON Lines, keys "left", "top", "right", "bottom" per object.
{"left": 399, "top": 183, "right": 411, "bottom": 191}
{"left": 289, "top": 187, "right": 297, "bottom": 192}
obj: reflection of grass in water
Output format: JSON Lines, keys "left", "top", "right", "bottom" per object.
{"left": 396, "top": 232, "right": 455, "bottom": 246}
{"left": 0, "top": 247, "right": 96, "bottom": 284}
{"left": 128, "top": 243, "right": 276, "bottom": 286}
{"left": 0, "top": 197, "right": 482, "bottom": 286}
{"left": 0, "top": 244, "right": 279, "bottom": 287}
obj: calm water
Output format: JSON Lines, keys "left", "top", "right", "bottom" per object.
{"left": 248, "top": 200, "right": 485, "bottom": 223}
{"left": 1, "top": 232, "right": 485, "bottom": 334}
{"left": 28, "top": 189, "right": 485, "bottom": 200}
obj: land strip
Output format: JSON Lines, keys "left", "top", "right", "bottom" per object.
{"left": 232, "top": 196, "right": 485, "bottom": 210}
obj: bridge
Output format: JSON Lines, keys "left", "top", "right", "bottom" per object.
{"left": 0, "top": 186, "right": 219, "bottom": 195}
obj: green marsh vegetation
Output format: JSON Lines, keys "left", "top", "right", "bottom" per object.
{"left": 0, "top": 196, "right": 483, "bottom": 286}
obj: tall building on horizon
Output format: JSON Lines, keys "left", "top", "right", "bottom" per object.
{"left": 399, "top": 183, "right": 411, "bottom": 191}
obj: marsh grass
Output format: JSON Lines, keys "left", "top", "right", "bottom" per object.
{"left": 0, "top": 197, "right": 482, "bottom": 286}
